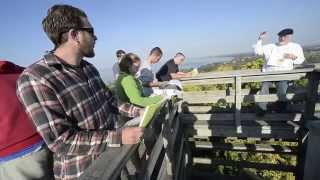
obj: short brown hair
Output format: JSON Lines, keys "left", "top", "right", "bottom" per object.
{"left": 149, "top": 47, "right": 163, "bottom": 56}
{"left": 119, "top": 53, "right": 141, "bottom": 74}
{"left": 116, "top": 50, "right": 126, "bottom": 58}
{"left": 42, "top": 4, "right": 87, "bottom": 48}
{"left": 175, "top": 52, "right": 185, "bottom": 58}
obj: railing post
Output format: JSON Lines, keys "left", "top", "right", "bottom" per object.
{"left": 235, "top": 75, "right": 242, "bottom": 133}
{"left": 297, "top": 71, "right": 320, "bottom": 180}
{"left": 303, "top": 72, "right": 320, "bottom": 122}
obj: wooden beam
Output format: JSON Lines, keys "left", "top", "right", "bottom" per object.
{"left": 180, "top": 113, "right": 303, "bottom": 122}
{"left": 192, "top": 141, "right": 297, "bottom": 154}
{"left": 181, "top": 66, "right": 313, "bottom": 81}
{"left": 183, "top": 93, "right": 306, "bottom": 104}
{"left": 192, "top": 158, "right": 296, "bottom": 172}
{"left": 183, "top": 120, "right": 299, "bottom": 139}
{"left": 182, "top": 73, "right": 307, "bottom": 86}
{"left": 183, "top": 103, "right": 320, "bottom": 114}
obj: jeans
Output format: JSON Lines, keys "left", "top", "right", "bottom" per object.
{"left": 0, "top": 147, "right": 53, "bottom": 180}
{"left": 258, "top": 81, "right": 288, "bottom": 111}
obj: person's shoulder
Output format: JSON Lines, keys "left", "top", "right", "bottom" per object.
{"left": 167, "top": 59, "right": 174, "bottom": 64}
{"left": 289, "top": 42, "right": 303, "bottom": 49}
{"left": 121, "top": 74, "right": 136, "bottom": 84}
{"left": 140, "top": 60, "right": 150, "bottom": 68}
{"left": 264, "top": 43, "right": 276, "bottom": 48}
{"left": 123, "top": 74, "right": 135, "bottom": 81}
{"left": 112, "top": 62, "right": 119, "bottom": 68}
{"left": 21, "top": 58, "right": 51, "bottom": 79}
{"left": 82, "top": 60, "right": 100, "bottom": 74}
{"left": 17, "top": 57, "right": 51, "bottom": 86}
{"left": 138, "top": 62, "right": 152, "bottom": 73}
{"left": 160, "top": 59, "right": 173, "bottom": 68}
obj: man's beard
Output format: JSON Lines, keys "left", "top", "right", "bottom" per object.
{"left": 81, "top": 44, "right": 95, "bottom": 58}
{"left": 83, "top": 47, "right": 95, "bottom": 58}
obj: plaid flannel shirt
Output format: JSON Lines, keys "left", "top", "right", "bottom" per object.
{"left": 16, "top": 53, "right": 140, "bottom": 180}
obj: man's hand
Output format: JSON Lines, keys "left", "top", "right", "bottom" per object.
{"left": 284, "top": 53, "right": 297, "bottom": 60}
{"left": 177, "top": 72, "right": 192, "bottom": 77}
{"left": 121, "top": 127, "right": 144, "bottom": 144}
{"left": 186, "top": 72, "right": 192, "bottom": 78}
{"left": 258, "top": 31, "right": 267, "bottom": 40}
{"left": 148, "top": 80, "right": 160, "bottom": 87}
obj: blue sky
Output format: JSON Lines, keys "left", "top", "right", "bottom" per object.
{"left": 1, "top": 0, "right": 319, "bottom": 71}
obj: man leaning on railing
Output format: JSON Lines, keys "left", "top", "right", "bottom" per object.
{"left": 253, "top": 28, "right": 305, "bottom": 116}
{"left": 16, "top": 4, "right": 144, "bottom": 180}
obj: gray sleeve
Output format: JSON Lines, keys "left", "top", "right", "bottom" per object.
{"left": 138, "top": 68, "right": 154, "bottom": 84}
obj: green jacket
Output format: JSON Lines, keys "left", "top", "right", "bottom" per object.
{"left": 116, "top": 72, "right": 163, "bottom": 107}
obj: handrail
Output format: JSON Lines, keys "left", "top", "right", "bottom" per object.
{"left": 182, "top": 65, "right": 319, "bottom": 134}
{"left": 181, "top": 64, "right": 314, "bottom": 81}
{"left": 79, "top": 99, "right": 181, "bottom": 180}
{"left": 80, "top": 144, "right": 138, "bottom": 180}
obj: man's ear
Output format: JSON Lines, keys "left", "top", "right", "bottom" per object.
{"left": 68, "top": 29, "right": 79, "bottom": 43}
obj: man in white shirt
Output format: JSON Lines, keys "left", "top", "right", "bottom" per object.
{"left": 253, "top": 28, "right": 305, "bottom": 115}
{"left": 137, "top": 47, "right": 163, "bottom": 96}
{"left": 112, "top": 49, "right": 126, "bottom": 81}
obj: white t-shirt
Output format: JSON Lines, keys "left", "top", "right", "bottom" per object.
{"left": 137, "top": 61, "right": 157, "bottom": 96}
{"left": 253, "top": 40, "right": 305, "bottom": 72}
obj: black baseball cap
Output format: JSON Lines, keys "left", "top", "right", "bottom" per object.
{"left": 278, "top": 28, "right": 294, "bottom": 37}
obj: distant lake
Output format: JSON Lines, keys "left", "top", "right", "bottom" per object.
{"left": 180, "top": 56, "right": 233, "bottom": 69}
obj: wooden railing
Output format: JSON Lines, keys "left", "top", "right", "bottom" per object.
{"left": 179, "top": 64, "right": 320, "bottom": 180}
{"left": 80, "top": 99, "right": 186, "bottom": 180}
{"left": 79, "top": 64, "right": 320, "bottom": 180}
{"left": 181, "top": 65, "right": 317, "bottom": 137}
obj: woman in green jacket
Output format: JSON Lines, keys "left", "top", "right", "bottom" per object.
{"left": 116, "top": 53, "right": 163, "bottom": 107}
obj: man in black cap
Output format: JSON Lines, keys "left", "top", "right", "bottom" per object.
{"left": 253, "top": 28, "right": 305, "bottom": 115}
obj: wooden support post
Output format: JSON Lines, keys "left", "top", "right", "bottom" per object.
{"left": 303, "top": 72, "right": 320, "bottom": 122}
{"left": 297, "top": 72, "right": 320, "bottom": 180}
{"left": 235, "top": 76, "right": 242, "bottom": 133}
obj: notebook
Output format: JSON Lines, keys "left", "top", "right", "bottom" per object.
{"left": 139, "top": 99, "right": 167, "bottom": 128}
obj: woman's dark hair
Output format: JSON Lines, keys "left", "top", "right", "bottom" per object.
{"left": 119, "top": 53, "right": 141, "bottom": 74}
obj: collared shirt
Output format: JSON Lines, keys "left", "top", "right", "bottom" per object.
{"left": 137, "top": 60, "right": 156, "bottom": 96}
{"left": 16, "top": 53, "right": 140, "bottom": 180}
{"left": 253, "top": 40, "right": 305, "bottom": 72}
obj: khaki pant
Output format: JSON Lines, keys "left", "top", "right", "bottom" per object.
{"left": 0, "top": 146, "right": 54, "bottom": 180}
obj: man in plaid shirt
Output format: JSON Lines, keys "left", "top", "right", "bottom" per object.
{"left": 16, "top": 4, "right": 144, "bottom": 180}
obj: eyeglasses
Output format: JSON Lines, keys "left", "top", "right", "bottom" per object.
{"left": 76, "top": 27, "right": 95, "bottom": 36}
{"left": 58, "top": 27, "right": 95, "bottom": 43}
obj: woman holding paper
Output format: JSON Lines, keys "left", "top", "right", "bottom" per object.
{"left": 116, "top": 53, "right": 164, "bottom": 107}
